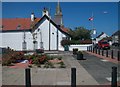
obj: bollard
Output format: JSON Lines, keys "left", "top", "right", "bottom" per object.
{"left": 111, "top": 66, "right": 117, "bottom": 87}
{"left": 106, "top": 50, "right": 108, "bottom": 57}
{"left": 93, "top": 48, "right": 94, "bottom": 53}
{"left": 71, "top": 68, "right": 76, "bottom": 87}
{"left": 95, "top": 48, "right": 97, "bottom": 54}
{"left": 118, "top": 51, "right": 120, "bottom": 61}
{"left": 111, "top": 50, "right": 113, "bottom": 59}
{"left": 98, "top": 49, "right": 100, "bottom": 55}
{"left": 102, "top": 50, "right": 104, "bottom": 56}
{"left": 25, "top": 68, "right": 31, "bottom": 87}
{"left": 90, "top": 46, "right": 92, "bottom": 52}
{"left": 88, "top": 46, "right": 90, "bottom": 52}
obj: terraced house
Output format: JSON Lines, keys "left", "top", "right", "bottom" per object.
{"left": 0, "top": 2, "right": 70, "bottom": 51}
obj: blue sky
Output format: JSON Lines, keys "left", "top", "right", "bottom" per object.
{"left": 2, "top": 2, "right": 118, "bottom": 36}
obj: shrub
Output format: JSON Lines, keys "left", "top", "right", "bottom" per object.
{"left": 59, "top": 61, "right": 66, "bottom": 68}
{"left": 32, "top": 57, "right": 39, "bottom": 65}
{"left": 2, "top": 49, "right": 25, "bottom": 65}
{"left": 77, "top": 51, "right": 83, "bottom": 54}
{"left": 37, "top": 64, "right": 41, "bottom": 68}
{"left": 58, "top": 56, "right": 62, "bottom": 60}
{"left": 61, "top": 40, "right": 70, "bottom": 47}
{"left": 73, "top": 48, "right": 78, "bottom": 55}
{"left": 28, "top": 64, "right": 32, "bottom": 68}
{"left": 39, "top": 55, "right": 47, "bottom": 64}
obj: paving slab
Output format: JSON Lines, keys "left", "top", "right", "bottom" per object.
{"left": 2, "top": 52, "right": 99, "bottom": 85}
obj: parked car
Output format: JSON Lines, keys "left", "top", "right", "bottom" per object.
{"left": 98, "top": 41, "right": 110, "bottom": 50}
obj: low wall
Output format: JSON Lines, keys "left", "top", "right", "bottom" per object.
{"left": 59, "top": 44, "right": 92, "bottom": 51}
{"left": 69, "top": 44, "right": 92, "bottom": 51}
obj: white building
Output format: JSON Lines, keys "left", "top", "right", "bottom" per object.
{"left": 0, "top": 3, "right": 70, "bottom": 51}
{"left": 94, "top": 32, "right": 109, "bottom": 44}
{"left": 111, "top": 30, "right": 119, "bottom": 44}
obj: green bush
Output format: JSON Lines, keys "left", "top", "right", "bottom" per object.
{"left": 61, "top": 40, "right": 70, "bottom": 47}
{"left": 73, "top": 48, "right": 78, "bottom": 55}
{"left": 58, "top": 56, "right": 62, "bottom": 60}
{"left": 58, "top": 61, "right": 66, "bottom": 68}
{"left": 77, "top": 51, "right": 83, "bottom": 54}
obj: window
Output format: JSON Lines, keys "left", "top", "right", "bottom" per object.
{"left": 62, "top": 37, "right": 67, "bottom": 40}
{"left": 40, "top": 42, "right": 44, "bottom": 49}
{"left": 16, "top": 24, "right": 21, "bottom": 30}
{"left": 33, "top": 41, "right": 38, "bottom": 50}
{"left": 22, "top": 41, "right": 27, "bottom": 50}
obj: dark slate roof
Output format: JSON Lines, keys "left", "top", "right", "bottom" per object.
{"left": 111, "top": 30, "right": 120, "bottom": 36}
{"left": 96, "top": 32, "right": 106, "bottom": 38}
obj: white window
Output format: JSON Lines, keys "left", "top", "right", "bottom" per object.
{"left": 33, "top": 41, "right": 38, "bottom": 50}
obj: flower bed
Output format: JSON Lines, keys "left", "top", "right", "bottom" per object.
{"left": 2, "top": 48, "right": 25, "bottom": 66}
{"left": 2, "top": 48, "right": 66, "bottom": 68}
{"left": 25, "top": 54, "right": 66, "bottom": 68}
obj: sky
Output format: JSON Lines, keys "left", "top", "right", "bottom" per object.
{"left": 2, "top": 2, "right": 118, "bottom": 36}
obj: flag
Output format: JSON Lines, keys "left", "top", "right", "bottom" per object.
{"left": 89, "top": 17, "right": 93, "bottom": 21}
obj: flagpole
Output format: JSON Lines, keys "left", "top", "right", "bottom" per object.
{"left": 91, "top": 12, "right": 94, "bottom": 44}
{"left": 91, "top": 12, "right": 94, "bottom": 30}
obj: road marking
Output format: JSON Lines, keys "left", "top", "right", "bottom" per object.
{"left": 101, "top": 59, "right": 109, "bottom": 62}
{"left": 106, "top": 77, "right": 120, "bottom": 82}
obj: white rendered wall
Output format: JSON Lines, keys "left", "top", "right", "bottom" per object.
{"left": 1, "top": 31, "right": 33, "bottom": 51}
{"left": 25, "top": 32, "right": 33, "bottom": 50}
{"left": 1, "top": 32, "right": 23, "bottom": 50}
{"left": 36, "top": 18, "right": 50, "bottom": 50}
{"left": 69, "top": 44, "right": 92, "bottom": 51}
{"left": 35, "top": 18, "right": 66, "bottom": 50}
{"left": 0, "top": 18, "right": 67, "bottom": 51}
{"left": 58, "top": 44, "right": 92, "bottom": 51}
{"left": 58, "top": 31, "right": 66, "bottom": 50}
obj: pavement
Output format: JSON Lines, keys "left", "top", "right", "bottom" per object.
{"left": 2, "top": 51, "right": 120, "bottom": 86}
{"left": 2, "top": 51, "right": 99, "bottom": 85}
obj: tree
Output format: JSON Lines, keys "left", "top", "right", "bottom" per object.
{"left": 68, "top": 27, "right": 91, "bottom": 40}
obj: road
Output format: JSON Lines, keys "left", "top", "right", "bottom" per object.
{"left": 77, "top": 52, "right": 120, "bottom": 85}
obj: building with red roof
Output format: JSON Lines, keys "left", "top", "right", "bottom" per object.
{"left": 0, "top": 2, "right": 70, "bottom": 51}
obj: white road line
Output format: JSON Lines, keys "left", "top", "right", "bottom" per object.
{"left": 101, "top": 59, "right": 109, "bottom": 62}
{"left": 106, "top": 77, "right": 120, "bottom": 82}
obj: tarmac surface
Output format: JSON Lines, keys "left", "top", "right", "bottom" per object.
{"left": 78, "top": 52, "right": 119, "bottom": 84}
